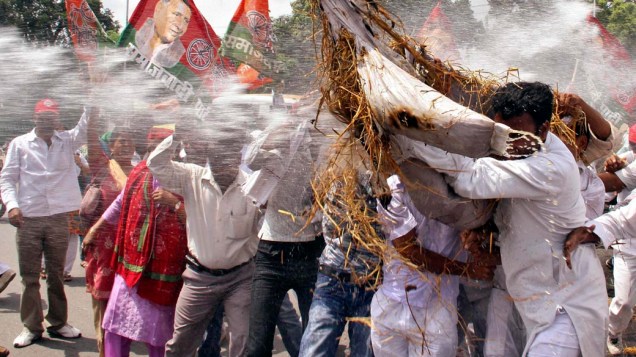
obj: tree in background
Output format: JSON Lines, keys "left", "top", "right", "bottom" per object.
{"left": 595, "top": 0, "right": 636, "bottom": 57}
{"left": 0, "top": 0, "right": 119, "bottom": 144}
{"left": 0, "top": 0, "right": 119, "bottom": 45}
{"left": 382, "top": 0, "right": 484, "bottom": 47}
{"left": 271, "top": 0, "right": 485, "bottom": 94}
{"left": 270, "top": 0, "right": 317, "bottom": 94}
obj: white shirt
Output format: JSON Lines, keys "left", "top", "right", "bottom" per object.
{"left": 147, "top": 135, "right": 260, "bottom": 269}
{"left": 590, "top": 192, "right": 636, "bottom": 256}
{"left": 258, "top": 140, "right": 318, "bottom": 243}
{"left": 578, "top": 160, "right": 605, "bottom": 220}
{"left": 406, "top": 132, "right": 608, "bottom": 356}
{"left": 582, "top": 121, "right": 618, "bottom": 164}
{"left": 379, "top": 189, "right": 460, "bottom": 309}
{"left": 615, "top": 152, "right": 636, "bottom": 200}
{"left": 0, "top": 111, "right": 88, "bottom": 217}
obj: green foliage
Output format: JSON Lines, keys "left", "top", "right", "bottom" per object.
{"left": 267, "top": 0, "right": 318, "bottom": 95}
{"left": 106, "top": 29, "right": 119, "bottom": 43}
{"left": 596, "top": 0, "right": 636, "bottom": 56}
{"left": 382, "top": 0, "right": 485, "bottom": 45}
{"left": 269, "top": 0, "right": 486, "bottom": 94}
{"left": 0, "top": 0, "right": 119, "bottom": 46}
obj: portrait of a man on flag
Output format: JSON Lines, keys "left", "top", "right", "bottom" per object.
{"left": 134, "top": 0, "right": 192, "bottom": 68}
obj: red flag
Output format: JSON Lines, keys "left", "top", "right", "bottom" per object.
{"left": 237, "top": 63, "right": 273, "bottom": 90}
{"left": 118, "top": 0, "right": 234, "bottom": 119}
{"left": 119, "top": 0, "right": 229, "bottom": 73}
{"left": 417, "top": 2, "right": 460, "bottom": 61}
{"left": 221, "top": 0, "right": 283, "bottom": 80}
{"left": 65, "top": 0, "right": 111, "bottom": 62}
{"left": 587, "top": 15, "right": 636, "bottom": 115}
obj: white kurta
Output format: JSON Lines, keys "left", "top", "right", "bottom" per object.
{"left": 398, "top": 133, "right": 608, "bottom": 356}
{"left": 578, "top": 160, "right": 605, "bottom": 220}
{"left": 591, "top": 193, "right": 636, "bottom": 256}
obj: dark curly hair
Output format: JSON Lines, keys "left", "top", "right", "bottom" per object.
{"left": 492, "top": 82, "right": 554, "bottom": 131}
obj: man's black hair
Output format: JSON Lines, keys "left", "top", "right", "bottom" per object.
{"left": 492, "top": 82, "right": 554, "bottom": 130}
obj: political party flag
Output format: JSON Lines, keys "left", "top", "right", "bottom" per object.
{"left": 65, "top": 0, "right": 113, "bottom": 62}
{"left": 221, "top": 0, "right": 284, "bottom": 76}
{"left": 237, "top": 63, "right": 273, "bottom": 90}
{"left": 117, "top": 0, "right": 233, "bottom": 120}
{"left": 586, "top": 15, "right": 636, "bottom": 116}
{"left": 416, "top": 2, "right": 460, "bottom": 62}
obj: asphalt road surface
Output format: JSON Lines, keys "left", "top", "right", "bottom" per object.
{"left": 1, "top": 214, "right": 633, "bottom": 356}
{"left": 0, "top": 216, "right": 352, "bottom": 357}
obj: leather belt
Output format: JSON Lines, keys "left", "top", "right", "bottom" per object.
{"left": 186, "top": 254, "right": 252, "bottom": 276}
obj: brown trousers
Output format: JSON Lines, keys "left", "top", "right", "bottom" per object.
{"left": 165, "top": 261, "right": 254, "bottom": 357}
{"left": 16, "top": 213, "right": 70, "bottom": 333}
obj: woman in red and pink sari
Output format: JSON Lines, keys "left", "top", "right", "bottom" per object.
{"left": 82, "top": 113, "right": 135, "bottom": 357}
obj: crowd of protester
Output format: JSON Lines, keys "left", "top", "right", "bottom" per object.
{"left": 1, "top": 80, "right": 636, "bottom": 357}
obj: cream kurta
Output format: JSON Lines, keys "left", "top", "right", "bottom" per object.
{"left": 402, "top": 132, "right": 608, "bottom": 356}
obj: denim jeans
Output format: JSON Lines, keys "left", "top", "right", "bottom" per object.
{"left": 205, "top": 293, "right": 303, "bottom": 357}
{"left": 247, "top": 240, "right": 320, "bottom": 357}
{"left": 277, "top": 294, "right": 303, "bottom": 356}
{"left": 298, "top": 271, "right": 375, "bottom": 357}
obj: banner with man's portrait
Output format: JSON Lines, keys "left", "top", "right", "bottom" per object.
{"left": 118, "top": 0, "right": 234, "bottom": 120}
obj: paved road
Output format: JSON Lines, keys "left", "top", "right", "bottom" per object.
{"left": 2, "top": 214, "right": 632, "bottom": 357}
{"left": 0, "top": 215, "right": 167, "bottom": 357}
{"left": 0, "top": 217, "right": 348, "bottom": 357}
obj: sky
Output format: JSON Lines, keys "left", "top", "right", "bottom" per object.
{"left": 101, "top": 0, "right": 294, "bottom": 35}
{"left": 101, "top": 0, "right": 491, "bottom": 35}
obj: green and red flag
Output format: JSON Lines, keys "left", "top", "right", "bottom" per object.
{"left": 65, "top": 0, "right": 113, "bottom": 62}
{"left": 586, "top": 15, "right": 636, "bottom": 117}
{"left": 416, "top": 2, "right": 460, "bottom": 62}
{"left": 117, "top": 0, "right": 233, "bottom": 120}
{"left": 236, "top": 63, "right": 273, "bottom": 90}
{"left": 221, "top": 0, "right": 284, "bottom": 78}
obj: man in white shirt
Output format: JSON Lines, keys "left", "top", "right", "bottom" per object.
{"left": 147, "top": 133, "right": 260, "bottom": 357}
{"left": 0, "top": 99, "right": 88, "bottom": 347}
{"left": 567, "top": 190, "right": 636, "bottom": 355}
{"left": 370, "top": 175, "right": 494, "bottom": 357}
{"left": 410, "top": 82, "right": 608, "bottom": 356}
{"left": 246, "top": 121, "right": 323, "bottom": 357}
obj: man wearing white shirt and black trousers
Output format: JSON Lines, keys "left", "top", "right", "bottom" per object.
{"left": 0, "top": 99, "right": 88, "bottom": 347}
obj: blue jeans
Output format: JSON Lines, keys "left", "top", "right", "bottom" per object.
{"left": 298, "top": 271, "right": 375, "bottom": 357}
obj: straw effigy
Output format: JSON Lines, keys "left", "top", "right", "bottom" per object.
{"left": 302, "top": 0, "right": 589, "bottom": 343}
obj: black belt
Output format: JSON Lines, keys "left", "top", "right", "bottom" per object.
{"left": 186, "top": 255, "right": 252, "bottom": 276}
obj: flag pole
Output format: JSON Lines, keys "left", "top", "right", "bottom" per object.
{"left": 125, "top": 0, "right": 130, "bottom": 26}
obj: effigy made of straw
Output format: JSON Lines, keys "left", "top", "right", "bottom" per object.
{"left": 304, "top": 0, "right": 586, "bottom": 343}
